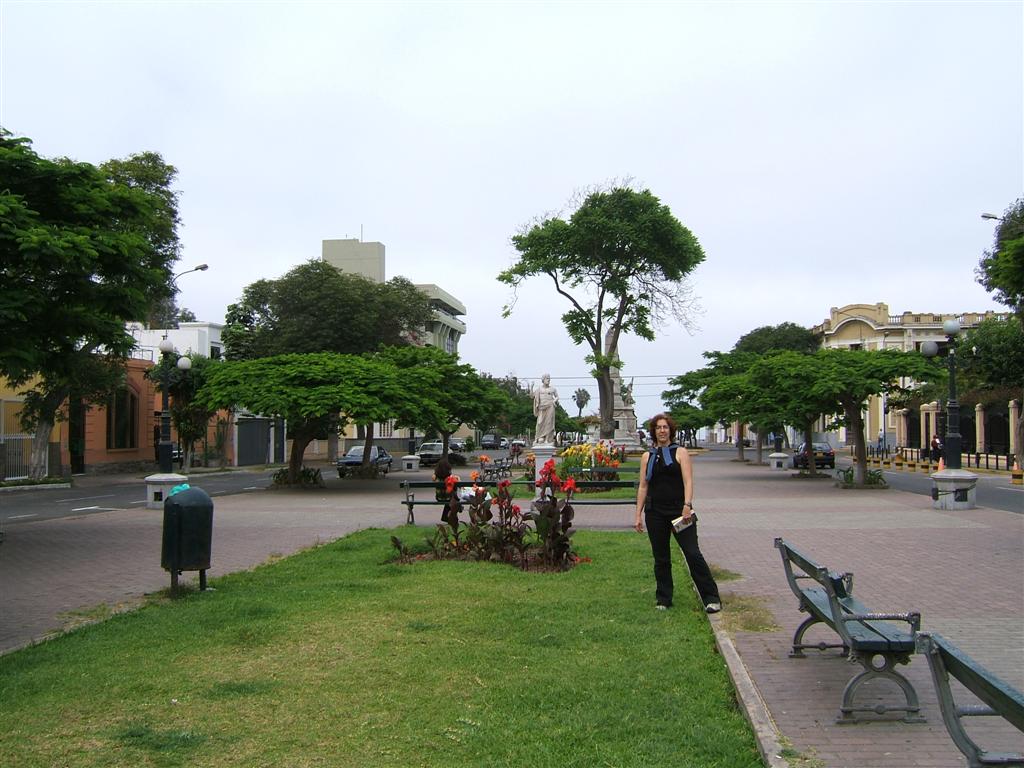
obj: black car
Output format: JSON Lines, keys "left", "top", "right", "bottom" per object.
{"left": 480, "top": 434, "right": 501, "bottom": 450}
{"left": 792, "top": 442, "right": 836, "bottom": 469}
{"left": 337, "top": 445, "right": 393, "bottom": 477}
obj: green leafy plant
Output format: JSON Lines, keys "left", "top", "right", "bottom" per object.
{"left": 271, "top": 466, "right": 324, "bottom": 488}
{"left": 526, "top": 459, "right": 577, "bottom": 569}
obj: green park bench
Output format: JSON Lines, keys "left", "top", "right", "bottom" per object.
{"left": 916, "top": 632, "right": 1024, "bottom": 767}
{"left": 774, "top": 537, "right": 923, "bottom": 723}
{"left": 400, "top": 480, "right": 638, "bottom": 525}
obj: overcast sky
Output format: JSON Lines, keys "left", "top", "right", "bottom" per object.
{"left": 2, "top": 1, "right": 1021, "bottom": 424}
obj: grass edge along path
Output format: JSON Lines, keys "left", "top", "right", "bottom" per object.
{"left": 0, "top": 528, "right": 763, "bottom": 768}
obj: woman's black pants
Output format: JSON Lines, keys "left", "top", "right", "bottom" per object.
{"left": 645, "top": 510, "right": 720, "bottom": 608}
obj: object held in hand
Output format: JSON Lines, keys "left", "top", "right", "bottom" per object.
{"left": 671, "top": 513, "right": 696, "bottom": 532}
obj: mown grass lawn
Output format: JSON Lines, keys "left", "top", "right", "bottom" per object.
{"left": 0, "top": 529, "right": 762, "bottom": 768}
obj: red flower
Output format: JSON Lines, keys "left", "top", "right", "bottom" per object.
{"left": 563, "top": 476, "right": 577, "bottom": 494}
{"left": 498, "top": 479, "right": 511, "bottom": 490}
{"left": 445, "top": 475, "right": 459, "bottom": 493}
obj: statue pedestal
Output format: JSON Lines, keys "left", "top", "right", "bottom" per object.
{"left": 532, "top": 444, "right": 556, "bottom": 496}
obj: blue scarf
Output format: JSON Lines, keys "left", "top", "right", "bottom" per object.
{"left": 646, "top": 444, "right": 678, "bottom": 482}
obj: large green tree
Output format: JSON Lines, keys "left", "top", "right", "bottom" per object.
{"left": 499, "top": 187, "right": 704, "bottom": 439}
{"left": 222, "top": 260, "right": 434, "bottom": 360}
{"left": 0, "top": 134, "right": 182, "bottom": 478}
{"left": 377, "top": 346, "right": 509, "bottom": 458}
{"left": 977, "top": 199, "right": 1024, "bottom": 319}
{"left": 958, "top": 317, "right": 1024, "bottom": 459}
{"left": 197, "top": 353, "right": 444, "bottom": 483}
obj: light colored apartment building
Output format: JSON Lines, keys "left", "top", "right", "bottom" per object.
{"left": 321, "top": 238, "right": 469, "bottom": 453}
{"left": 812, "top": 302, "right": 1017, "bottom": 456}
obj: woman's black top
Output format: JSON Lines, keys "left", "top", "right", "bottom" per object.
{"left": 645, "top": 447, "right": 684, "bottom": 516}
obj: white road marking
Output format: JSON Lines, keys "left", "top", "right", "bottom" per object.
{"left": 71, "top": 505, "right": 100, "bottom": 512}
{"left": 8, "top": 514, "right": 36, "bottom": 519}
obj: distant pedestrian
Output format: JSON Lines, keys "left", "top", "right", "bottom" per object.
{"left": 930, "top": 435, "right": 943, "bottom": 462}
{"left": 877, "top": 430, "right": 884, "bottom": 451}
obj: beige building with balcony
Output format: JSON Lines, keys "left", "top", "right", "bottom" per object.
{"left": 812, "top": 302, "right": 1017, "bottom": 458}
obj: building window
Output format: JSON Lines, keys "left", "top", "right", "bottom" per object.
{"left": 106, "top": 388, "right": 138, "bottom": 449}
{"left": 210, "top": 345, "right": 222, "bottom": 360}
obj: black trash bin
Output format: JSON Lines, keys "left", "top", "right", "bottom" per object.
{"left": 161, "top": 486, "right": 214, "bottom": 593}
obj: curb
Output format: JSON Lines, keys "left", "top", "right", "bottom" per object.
{"left": 708, "top": 614, "right": 791, "bottom": 768}
{"left": 0, "top": 482, "right": 72, "bottom": 493}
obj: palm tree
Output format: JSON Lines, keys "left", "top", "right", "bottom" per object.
{"left": 572, "top": 388, "right": 591, "bottom": 418}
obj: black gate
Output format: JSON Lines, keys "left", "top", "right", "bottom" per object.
{"left": 986, "top": 409, "right": 1010, "bottom": 455}
{"left": 237, "top": 418, "right": 271, "bottom": 466}
{"left": 906, "top": 409, "right": 921, "bottom": 449}
{"left": 959, "top": 412, "right": 976, "bottom": 453}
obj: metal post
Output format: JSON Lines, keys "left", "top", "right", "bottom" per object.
{"left": 945, "top": 335, "right": 961, "bottom": 471}
{"left": 158, "top": 339, "right": 174, "bottom": 473}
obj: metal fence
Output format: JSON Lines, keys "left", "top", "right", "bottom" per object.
{"left": 0, "top": 434, "right": 41, "bottom": 481}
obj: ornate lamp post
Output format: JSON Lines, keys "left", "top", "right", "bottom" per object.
{"left": 156, "top": 339, "right": 193, "bottom": 473}
{"left": 921, "top": 319, "right": 976, "bottom": 508}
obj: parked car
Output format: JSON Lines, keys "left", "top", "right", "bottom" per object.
{"left": 449, "top": 438, "right": 466, "bottom": 452}
{"left": 416, "top": 441, "right": 464, "bottom": 466}
{"left": 510, "top": 439, "right": 527, "bottom": 451}
{"left": 480, "top": 434, "right": 501, "bottom": 450}
{"left": 499, "top": 437, "right": 510, "bottom": 449}
{"left": 792, "top": 442, "right": 836, "bottom": 469}
{"left": 337, "top": 445, "right": 393, "bottom": 477}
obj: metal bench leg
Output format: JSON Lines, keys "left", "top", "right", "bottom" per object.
{"left": 837, "top": 654, "right": 924, "bottom": 724}
{"left": 405, "top": 494, "right": 416, "bottom": 525}
{"left": 790, "top": 615, "right": 847, "bottom": 657}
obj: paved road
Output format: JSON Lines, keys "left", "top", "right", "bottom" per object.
{"left": 875, "top": 466, "right": 1022, "bottom": 513}
{"left": 0, "top": 469, "right": 277, "bottom": 524}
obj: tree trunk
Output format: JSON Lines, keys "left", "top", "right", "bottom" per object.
{"left": 361, "top": 423, "right": 374, "bottom": 466}
{"left": 326, "top": 412, "right": 339, "bottom": 463}
{"left": 845, "top": 401, "right": 867, "bottom": 486}
{"left": 28, "top": 388, "right": 69, "bottom": 480}
{"left": 596, "top": 366, "right": 616, "bottom": 439}
{"left": 29, "top": 421, "right": 52, "bottom": 480}
{"left": 753, "top": 427, "right": 764, "bottom": 465}
{"left": 736, "top": 423, "right": 746, "bottom": 461}
{"left": 288, "top": 432, "right": 314, "bottom": 484}
{"left": 803, "top": 423, "right": 816, "bottom": 477}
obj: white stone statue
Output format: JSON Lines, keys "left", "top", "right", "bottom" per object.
{"left": 533, "top": 373, "right": 559, "bottom": 445}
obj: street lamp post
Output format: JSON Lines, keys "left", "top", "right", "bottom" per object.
{"left": 921, "top": 319, "right": 977, "bottom": 509}
{"left": 157, "top": 339, "right": 194, "bottom": 474}
{"left": 940, "top": 319, "right": 962, "bottom": 470}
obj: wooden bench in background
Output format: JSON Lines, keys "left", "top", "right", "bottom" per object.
{"left": 775, "top": 537, "right": 924, "bottom": 723}
{"left": 916, "top": 632, "right": 1024, "bottom": 767}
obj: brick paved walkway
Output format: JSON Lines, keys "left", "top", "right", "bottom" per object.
{"left": 1, "top": 454, "right": 1021, "bottom": 767}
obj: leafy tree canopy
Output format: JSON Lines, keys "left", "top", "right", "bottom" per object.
{"left": 376, "top": 346, "right": 510, "bottom": 454}
{"left": 977, "top": 198, "right": 1024, "bottom": 318}
{"left": 222, "top": 260, "right": 435, "bottom": 360}
{"left": 0, "top": 132, "right": 182, "bottom": 478}
{"left": 732, "top": 322, "right": 819, "bottom": 355}
{"left": 499, "top": 186, "right": 704, "bottom": 437}
{"left": 197, "top": 352, "right": 446, "bottom": 482}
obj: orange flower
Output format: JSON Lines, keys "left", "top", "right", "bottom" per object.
{"left": 470, "top": 470, "right": 480, "bottom": 481}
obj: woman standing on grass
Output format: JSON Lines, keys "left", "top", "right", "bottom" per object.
{"left": 634, "top": 413, "right": 721, "bottom": 613}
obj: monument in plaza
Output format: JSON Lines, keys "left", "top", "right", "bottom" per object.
{"left": 532, "top": 373, "right": 559, "bottom": 446}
